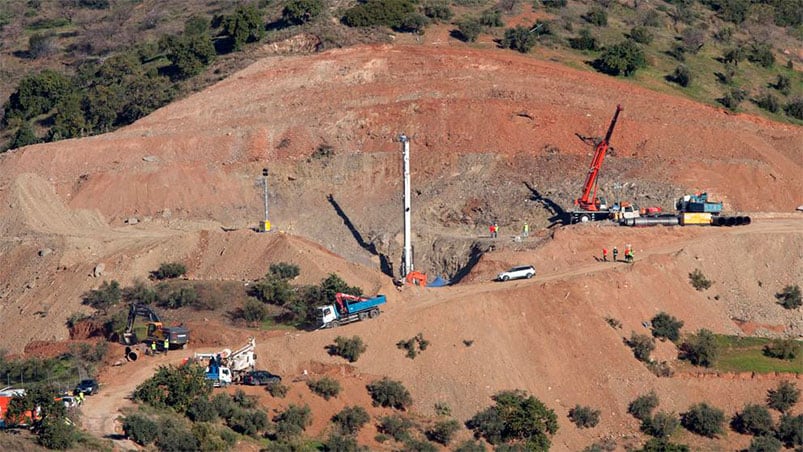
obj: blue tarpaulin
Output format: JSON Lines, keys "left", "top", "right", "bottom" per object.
{"left": 428, "top": 276, "right": 450, "bottom": 287}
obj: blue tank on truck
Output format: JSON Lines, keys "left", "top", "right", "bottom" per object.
{"left": 317, "top": 293, "right": 386, "bottom": 329}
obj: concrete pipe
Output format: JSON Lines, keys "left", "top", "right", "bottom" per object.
{"left": 734, "top": 216, "right": 744, "bottom": 226}
{"left": 742, "top": 216, "right": 751, "bottom": 225}
{"left": 726, "top": 216, "right": 737, "bottom": 226}
{"left": 712, "top": 216, "right": 724, "bottom": 226}
{"left": 127, "top": 351, "right": 138, "bottom": 361}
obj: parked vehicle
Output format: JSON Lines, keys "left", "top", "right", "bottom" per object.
{"left": 194, "top": 337, "right": 257, "bottom": 387}
{"left": 497, "top": 265, "right": 536, "bottom": 281}
{"left": 74, "top": 379, "right": 99, "bottom": 396}
{"left": 317, "top": 293, "right": 386, "bottom": 329}
{"left": 122, "top": 303, "right": 189, "bottom": 349}
{"left": 241, "top": 370, "right": 282, "bottom": 386}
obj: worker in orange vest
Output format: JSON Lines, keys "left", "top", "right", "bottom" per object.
{"left": 602, "top": 248, "right": 608, "bottom": 262}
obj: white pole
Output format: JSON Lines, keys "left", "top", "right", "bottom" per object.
{"left": 401, "top": 134, "right": 412, "bottom": 277}
{"left": 262, "top": 168, "right": 270, "bottom": 232}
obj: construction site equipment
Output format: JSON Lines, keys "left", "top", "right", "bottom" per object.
{"left": 405, "top": 271, "right": 427, "bottom": 287}
{"left": 679, "top": 212, "right": 712, "bottom": 226}
{"left": 675, "top": 193, "right": 750, "bottom": 227}
{"left": 675, "top": 193, "right": 723, "bottom": 214}
{"left": 193, "top": 337, "right": 257, "bottom": 387}
{"left": 317, "top": 293, "right": 386, "bottom": 329}
{"left": 622, "top": 216, "right": 680, "bottom": 227}
{"left": 568, "top": 105, "right": 631, "bottom": 223}
{"left": 712, "top": 215, "right": 751, "bottom": 226}
{"left": 122, "top": 304, "right": 189, "bottom": 349}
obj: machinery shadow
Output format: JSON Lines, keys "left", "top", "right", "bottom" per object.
{"left": 448, "top": 243, "right": 486, "bottom": 285}
{"left": 327, "top": 194, "right": 394, "bottom": 277}
{"left": 524, "top": 182, "right": 568, "bottom": 227}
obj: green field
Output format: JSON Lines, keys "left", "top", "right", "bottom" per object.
{"left": 713, "top": 335, "right": 803, "bottom": 374}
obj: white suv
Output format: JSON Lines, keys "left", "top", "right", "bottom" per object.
{"left": 497, "top": 265, "right": 536, "bottom": 281}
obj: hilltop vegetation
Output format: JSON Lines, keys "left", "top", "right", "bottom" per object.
{"left": 0, "top": 0, "right": 801, "bottom": 151}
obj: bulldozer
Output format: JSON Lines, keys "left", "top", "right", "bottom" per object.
{"left": 122, "top": 304, "right": 189, "bottom": 349}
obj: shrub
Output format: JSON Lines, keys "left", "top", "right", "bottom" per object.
{"left": 689, "top": 269, "right": 712, "bottom": 290}
{"left": 629, "top": 26, "right": 653, "bottom": 44}
{"left": 651, "top": 312, "right": 684, "bottom": 342}
{"left": 680, "top": 28, "right": 705, "bottom": 54}
{"left": 777, "top": 414, "right": 803, "bottom": 447}
{"left": 342, "top": 0, "right": 416, "bottom": 29}
{"left": 229, "top": 409, "right": 268, "bottom": 436}
{"left": 378, "top": 414, "right": 414, "bottom": 441}
{"left": 155, "top": 420, "right": 199, "bottom": 451}
{"left": 222, "top": 5, "right": 265, "bottom": 51}
{"left": 273, "top": 404, "right": 312, "bottom": 441}
{"left": 134, "top": 364, "right": 211, "bottom": 412}
{"left": 187, "top": 397, "right": 217, "bottom": 422}
{"left": 763, "top": 339, "right": 800, "bottom": 360}
{"left": 123, "top": 413, "right": 159, "bottom": 445}
{"left": 329, "top": 336, "right": 367, "bottom": 362}
{"left": 434, "top": 402, "right": 452, "bottom": 416}
{"left": 501, "top": 26, "right": 537, "bottom": 53}
{"left": 29, "top": 32, "right": 57, "bottom": 59}
{"left": 157, "top": 286, "right": 198, "bottom": 309}
{"left": 152, "top": 262, "right": 187, "bottom": 280}
{"left": 160, "top": 34, "right": 216, "bottom": 80}
{"left": 2, "top": 69, "right": 71, "bottom": 124}
{"left": 479, "top": 8, "right": 502, "bottom": 27}
{"left": 641, "top": 9, "right": 662, "bottom": 27}
{"left": 308, "top": 376, "right": 341, "bottom": 400}
{"left": 323, "top": 433, "right": 362, "bottom": 451}
{"left": 396, "top": 333, "right": 429, "bottom": 359}
{"left": 466, "top": 390, "right": 558, "bottom": 449}
{"left": 426, "top": 418, "right": 461, "bottom": 444}
{"left": 239, "top": 299, "right": 268, "bottom": 323}
{"left": 628, "top": 391, "right": 659, "bottom": 421}
{"left": 594, "top": 40, "right": 646, "bottom": 76}
{"left": 680, "top": 329, "right": 719, "bottom": 367}
{"left": 251, "top": 274, "right": 294, "bottom": 305}
{"left": 282, "top": 0, "right": 324, "bottom": 25}
{"left": 457, "top": 17, "right": 482, "bottom": 42}
{"left": 211, "top": 393, "right": 237, "bottom": 420}
{"left": 670, "top": 65, "right": 692, "bottom": 87}
{"left": 714, "top": 26, "right": 733, "bottom": 43}
{"left": 270, "top": 262, "right": 300, "bottom": 279}
{"left": 367, "top": 378, "right": 412, "bottom": 410}
{"left": 541, "top": 0, "right": 567, "bottom": 7}
{"left": 720, "top": 87, "right": 749, "bottom": 110}
{"left": 681, "top": 402, "right": 725, "bottom": 438}
{"left": 627, "top": 332, "right": 655, "bottom": 362}
{"left": 786, "top": 98, "right": 803, "bottom": 120}
{"left": 233, "top": 389, "right": 258, "bottom": 409}
{"left": 9, "top": 122, "right": 39, "bottom": 149}
{"left": 191, "top": 423, "right": 233, "bottom": 451}
{"left": 767, "top": 380, "right": 800, "bottom": 413}
{"left": 755, "top": 92, "right": 781, "bottom": 113}
{"left": 774, "top": 74, "right": 791, "bottom": 95}
{"left": 569, "top": 28, "right": 598, "bottom": 51}
{"left": 638, "top": 438, "right": 690, "bottom": 451}
{"left": 332, "top": 406, "right": 370, "bottom": 435}
{"left": 731, "top": 403, "right": 774, "bottom": 436}
{"left": 643, "top": 411, "right": 680, "bottom": 438}
{"left": 37, "top": 416, "right": 78, "bottom": 449}
{"left": 569, "top": 405, "right": 601, "bottom": 428}
{"left": 584, "top": 7, "right": 608, "bottom": 26}
{"left": 403, "top": 438, "right": 438, "bottom": 451}
{"left": 747, "top": 435, "right": 782, "bottom": 452}
{"left": 123, "top": 281, "right": 158, "bottom": 305}
{"left": 747, "top": 42, "right": 775, "bottom": 68}
{"left": 266, "top": 381, "right": 289, "bottom": 398}
{"left": 82, "top": 280, "right": 122, "bottom": 311}
{"left": 453, "top": 440, "right": 488, "bottom": 451}
{"left": 423, "top": 2, "right": 453, "bottom": 21}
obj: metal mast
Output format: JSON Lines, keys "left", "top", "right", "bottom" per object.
{"left": 400, "top": 134, "right": 412, "bottom": 277}
{"left": 262, "top": 168, "right": 271, "bottom": 232}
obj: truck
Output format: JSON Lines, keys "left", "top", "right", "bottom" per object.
{"left": 122, "top": 304, "right": 189, "bottom": 350}
{"left": 317, "top": 293, "right": 386, "bottom": 329}
{"left": 194, "top": 337, "right": 257, "bottom": 387}
{"left": 675, "top": 193, "right": 723, "bottom": 214}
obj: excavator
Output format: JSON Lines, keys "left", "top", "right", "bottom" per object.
{"left": 122, "top": 304, "right": 189, "bottom": 349}
{"left": 568, "top": 105, "right": 634, "bottom": 224}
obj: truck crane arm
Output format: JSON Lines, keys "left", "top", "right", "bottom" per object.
{"left": 575, "top": 105, "right": 622, "bottom": 211}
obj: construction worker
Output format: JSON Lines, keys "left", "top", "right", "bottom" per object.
{"left": 493, "top": 222, "right": 499, "bottom": 239}
{"left": 150, "top": 341, "right": 156, "bottom": 356}
{"left": 489, "top": 224, "right": 494, "bottom": 238}
{"left": 78, "top": 391, "right": 84, "bottom": 405}
{"left": 602, "top": 248, "right": 608, "bottom": 262}
{"left": 163, "top": 338, "right": 169, "bottom": 355}
{"left": 626, "top": 249, "right": 635, "bottom": 263}
{"left": 522, "top": 222, "right": 529, "bottom": 237}
{"left": 612, "top": 246, "right": 618, "bottom": 262}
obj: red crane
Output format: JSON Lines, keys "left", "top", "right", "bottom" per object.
{"left": 574, "top": 105, "right": 623, "bottom": 211}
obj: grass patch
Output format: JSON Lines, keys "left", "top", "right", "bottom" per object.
{"left": 712, "top": 335, "right": 803, "bottom": 373}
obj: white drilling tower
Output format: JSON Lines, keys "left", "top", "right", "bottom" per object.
{"left": 400, "top": 134, "right": 413, "bottom": 277}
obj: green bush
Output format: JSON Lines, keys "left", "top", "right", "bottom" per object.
{"left": 466, "top": 390, "right": 558, "bottom": 449}
{"left": 643, "top": 411, "right": 679, "bottom": 438}
{"left": 251, "top": 274, "right": 294, "bottom": 305}
{"left": 123, "top": 413, "right": 159, "bottom": 445}
{"left": 453, "top": 440, "right": 488, "bottom": 451}
{"left": 651, "top": 312, "right": 684, "bottom": 342}
{"left": 479, "top": 8, "right": 502, "bottom": 27}
{"left": 638, "top": 438, "right": 690, "bottom": 452}
{"left": 307, "top": 376, "right": 341, "bottom": 400}
{"left": 239, "top": 299, "right": 269, "bottom": 323}
{"left": 187, "top": 396, "right": 217, "bottom": 422}
{"left": 282, "top": 0, "right": 324, "bottom": 25}
{"left": 777, "top": 414, "right": 803, "bottom": 447}
{"left": 152, "top": 262, "right": 187, "bottom": 280}
{"left": 594, "top": 40, "right": 646, "bottom": 76}
{"left": 775, "top": 284, "right": 803, "bottom": 309}
{"left": 211, "top": 393, "right": 237, "bottom": 420}
{"left": 501, "top": 26, "right": 537, "bottom": 53}
{"left": 37, "top": 415, "right": 78, "bottom": 449}
{"left": 403, "top": 438, "right": 438, "bottom": 451}
{"left": 627, "top": 332, "right": 655, "bottom": 362}
{"left": 767, "top": 380, "right": 800, "bottom": 413}
{"left": 763, "top": 339, "right": 800, "bottom": 360}
{"left": 270, "top": 262, "right": 300, "bottom": 280}
{"left": 8, "top": 122, "right": 39, "bottom": 149}
{"left": 689, "top": 269, "right": 712, "bottom": 291}
{"left": 681, "top": 402, "right": 725, "bottom": 438}
{"left": 342, "top": 0, "right": 416, "bottom": 29}
{"left": 134, "top": 364, "right": 211, "bottom": 412}
{"left": 28, "top": 32, "right": 57, "bottom": 59}
{"left": 329, "top": 336, "right": 367, "bottom": 362}
{"left": 541, "top": 0, "right": 567, "bottom": 7}
{"left": 774, "top": 74, "right": 791, "bottom": 95}
{"left": 755, "top": 92, "right": 781, "bottom": 113}
{"left": 569, "top": 28, "right": 598, "bottom": 51}
{"left": 785, "top": 98, "right": 803, "bottom": 120}
{"left": 266, "top": 381, "right": 289, "bottom": 398}
{"left": 629, "top": 26, "right": 653, "bottom": 44}
{"left": 670, "top": 65, "right": 692, "bottom": 87}
{"left": 426, "top": 418, "right": 461, "bottom": 444}
{"left": 2, "top": 69, "right": 71, "bottom": 124}
{"left": 273, "top": 404, "right": 312, "bottom": 441}
{"left": 229, "top": 409, "right": 268, "bottom": 437}
{"left": 191, "top": 422, "right": 234, "bottom": 451}
{"left": 681, "top": 329, "right": 719, "bottom": 367}
{"left": 584, "top": 7, "right": 608, "bottom": 26}
{"left": 731, "top": 403, "right": 774, "bottom": 436}
{"left": 367, "top": 378, "right": 412, "bottom": 410}
{"left": 423, "top": 2, "right": 453, "bottom": 21}
{"left": 158, "top": 286, "right": 199, "bottom": 309}
{"left": 747, "top": 42, "right": 775, "bottom": 68}
{"left": 397, "top": 333, "right": 429, "bottom": 359}
{"left": 323, "top": 433, "right": 362, "bottom": 451}
{"left": 568, "top": 405, "right": 601, "bottom": 428}
{"left": 747, "top": 435, "right": 782, "bottom": 452}
{"left": 232, "top": 389, "right": 258, "bottom": 409}
{"left": 332, "top": 406, "right": 370, "bottom": 435}
{"left": 222, "top": 5, "right": 265, "bottom": 51}
{"left": 82, "top": 280, "right": 122, "bottom": 311}
{"left": 160, "top": 34, "right": 216, "bottom": 81}
{"left": 457, "top": 17, "right": 482, "bottom": 42}
{"left": 155, "top": 419, "right": 199, "bottom": 452}
{"left": 628, "top": 391, "right": 659, "bottom": 421}
{"left": 378, "top": 414, "right": 415, "bottom": 441}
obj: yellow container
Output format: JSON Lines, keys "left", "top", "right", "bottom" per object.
{"left": 680, "top": 212, "right": 712, "bottom": 226}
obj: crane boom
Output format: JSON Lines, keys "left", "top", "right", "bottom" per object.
{"left": 575, "top": 105, "right": 622, "bottom": 211}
